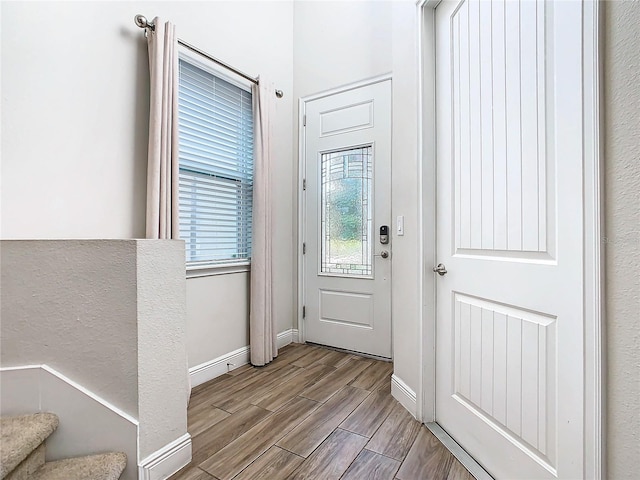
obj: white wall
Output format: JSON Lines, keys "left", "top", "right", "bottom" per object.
{"left": 1, "top": 2, "right": 148, "bottom": 239}
{"left": 186, "top": 274, "right": 250, "bottom": 367}
{"left": 604, "top": 2, "right": 640, "bottom": 477}
{"left": 0, "top": 1, "right": 295, "bottom": 370}
{"left": 389, "top": 2, "right": 421, "bottom": 409}
{"left": 293, "top": 0, "right": 422, "bottom": 400}
{"left": 293, "top": 1, "right": 393, "bottom": 97}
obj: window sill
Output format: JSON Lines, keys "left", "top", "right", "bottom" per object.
{"left": 186, "top": 262, "right": 251, "bottom": 279}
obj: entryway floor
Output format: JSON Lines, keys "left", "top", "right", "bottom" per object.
{"left": 170, "top": 343, "right": 473, "bottom": 480}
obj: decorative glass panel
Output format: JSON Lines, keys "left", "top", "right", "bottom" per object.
{"left": 321, "top": 146, "right": 373, "bottom": 276}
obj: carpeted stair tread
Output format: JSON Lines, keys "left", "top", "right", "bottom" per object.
{"left": 32, "top": 452, "right": 127, "bottom": 480}
{"left": 0, "top": 413, "right": 59, "bottom": 479}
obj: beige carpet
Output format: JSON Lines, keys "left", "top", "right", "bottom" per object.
{"left": 32, "top": 452, "right": 127, "bottom": 480}
{"left": 0, "top": 413, "right": 59, "bottom": 478}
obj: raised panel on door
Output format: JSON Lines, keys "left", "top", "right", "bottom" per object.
{"left": 453, "top": 0, "right": 554, "bottom": 261}
{"left": 453, "top": 293, "right": 557, "bottom": 468}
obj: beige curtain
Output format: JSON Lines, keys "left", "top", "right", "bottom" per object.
{"left": 250, "top": 77, "right": 277, "bottom": 366}
{"left": 145, "top": 18, "right": 179, "bottom": 239}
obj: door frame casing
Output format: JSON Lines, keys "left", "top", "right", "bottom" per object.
{"left": 417, "top": 0, "right": 605, "bottom": 478}
{"left": 297, "top": 74, "right": 394, "bottom": 345}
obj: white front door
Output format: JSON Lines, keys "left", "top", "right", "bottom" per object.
{"left": 435, "top": 1, "right": 586, "bottom": 478}
{"left": 303, "top": 79, "right": 392, "bottom": 359}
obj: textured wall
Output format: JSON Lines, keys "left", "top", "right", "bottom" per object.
{"left": 604, "top": 2, "right": 640, "bottom": 477}
{"left": 137, "top": 240, "right": 188, "bottom": 460}
{"left": 0, "top": 240, "right": 139, "bottom": 415}
{"left": 0, "top": 239, "right": 190, "bottom": 462}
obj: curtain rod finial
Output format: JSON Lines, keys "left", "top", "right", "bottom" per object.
{"left": 134, "top": 14, "right": 154, "bottom": 30}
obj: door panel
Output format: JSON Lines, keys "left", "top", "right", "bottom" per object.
{"left": 453, "top": 0, "right": 553, "bottom": 260}
{"left": 304, "top": 80, "right": 392, "bottom": 358}
{"left": 436, "top": 0, "right": 585, "bottom": 478}
{"left": 452, "top": 293, "right": 557, "bottom": 466}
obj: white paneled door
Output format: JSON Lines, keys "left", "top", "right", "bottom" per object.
{"left": 303, "top": 79, "right": 392, "bottom": 358}
{"left": 436, "top": 1, "right": 587, "bottom": 478}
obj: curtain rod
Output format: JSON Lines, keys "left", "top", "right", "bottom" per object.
{"left": 134, "top": 14, "right": 284, "bottom": 98}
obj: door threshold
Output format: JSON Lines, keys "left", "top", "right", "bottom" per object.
{"left": 305, "top": 342, "right": 392, "bottom": 362}
{"left": 426, "top": 422, "right": 494, "bottom": 480}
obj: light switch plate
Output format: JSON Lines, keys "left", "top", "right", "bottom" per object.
{"left": 397, "top": 215, "right": 404, "bottom": 236}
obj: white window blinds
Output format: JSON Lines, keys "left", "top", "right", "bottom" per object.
{"left": 177, "top": 58, "right": 254, "bottom": 266}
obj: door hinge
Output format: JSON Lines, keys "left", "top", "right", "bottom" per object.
{"left": 303, "top": 179, "right": 306, "bottom": 190}
{"left": 303, "top": 243, "right": 306, "bottom": 254}
{"left": 302, "top": 306, "right": 306, "bottom": 318}
{"left": 303, "top": 114, "right": 307, "bottom": 126}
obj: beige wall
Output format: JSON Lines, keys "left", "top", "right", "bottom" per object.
{"left": 604, "top": 2, "right": 640, "bottom": 477}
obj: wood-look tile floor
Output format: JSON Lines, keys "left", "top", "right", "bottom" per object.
{"left": 170, "top": 343, "right": 474, "bottom": 480}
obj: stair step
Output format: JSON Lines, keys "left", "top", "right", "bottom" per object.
{"left": 32, "top": 452, "right": 127, "bottom": 480}
{"left": 0, "top": 413, "right": 59, "bottom": 479}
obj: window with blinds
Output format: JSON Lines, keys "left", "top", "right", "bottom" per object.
{"left": 177, "top": 57, "right": 254, "bottom": 267}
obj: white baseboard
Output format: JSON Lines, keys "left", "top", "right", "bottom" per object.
{"left": 391, "top": 374, "right": 418, "bottom": 419}
{"left": 189, "top": 329, "right": 299, "bottom": 388}
{"left": 138, "top": 433, "right": 192, "bottom": 480}
{"left": 189, "top": 346, "right": 250, "bottom": 388}
{"left": 0, "top": 365, "right": 139, "bottom": 480}
{"left": 277, "top": 328, "right": 299, "bottom": 348}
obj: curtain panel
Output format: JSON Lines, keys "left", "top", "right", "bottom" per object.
{"left": 145, "top": 18, "right": 179, "bottom": 240}
{"left": 250, "top": 78, "right": 277, "bottom": 366}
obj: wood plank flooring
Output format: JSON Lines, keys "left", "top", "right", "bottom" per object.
{"left": 171, "top": 344, "right": 474, "bottom": 480}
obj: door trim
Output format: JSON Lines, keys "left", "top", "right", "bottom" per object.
{"left": 417, "top": 0, "right": 439, "bottom": 425}
{"left": 417, "top": 0, "right": 605, "bottom": 478}
{"left": 297, "top": 74, "right": 393, "bottom": 345}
